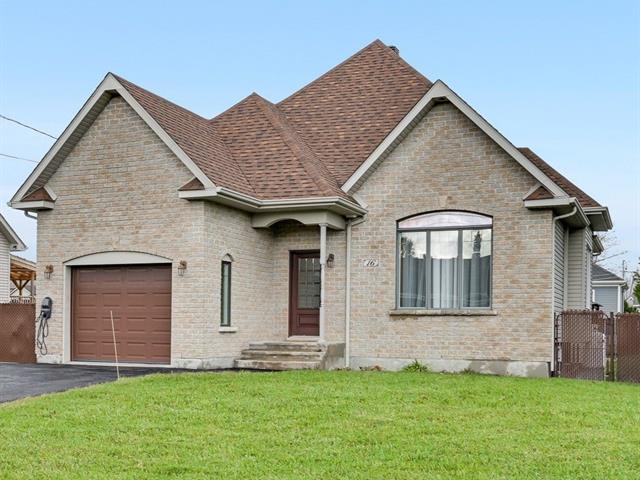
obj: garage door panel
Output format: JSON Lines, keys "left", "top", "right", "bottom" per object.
{"left": 72, "top": 264, "right": 171, "bottom": 363}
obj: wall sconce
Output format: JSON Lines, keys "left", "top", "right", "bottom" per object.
{"left": 177, "top": 260, "right": 188, "bottom": 276}
{"left": 44, "top": 264, "right": 54, "bottom": 279}
{"left": 326, "top": 253, "right": 335, "bottom": 268}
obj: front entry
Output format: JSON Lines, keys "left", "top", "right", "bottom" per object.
{"left": 289, "top": 251, "right": 321, "bottom": 336}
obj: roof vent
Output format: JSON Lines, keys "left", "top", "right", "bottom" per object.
{"left": 389, "top": 45, "right": 400, "bottom": 55}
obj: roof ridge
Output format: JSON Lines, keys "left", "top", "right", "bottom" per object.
{"left": 278, "top": 39, "right": 389, "bottom": 105}
{"left": 252, "top": 95, "right": 342, "bottom": 197}
{"left": 375, "top": 40, "right": 432, "bottom": 88}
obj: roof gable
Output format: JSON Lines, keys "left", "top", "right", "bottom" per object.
{"left": 0, "top": 213, "right": 26, "bottom": 251}
{"left": 592, "top": 264, "right": 625, "bottom": 282}
{"left": 11, "top": 39, "right": 602, "bottom": 219}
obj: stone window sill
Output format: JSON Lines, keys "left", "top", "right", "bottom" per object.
{"left": 389, "top": 309, "right": 497, "bottom": 317}
{"left": 218, "top": 326, "right": 238, "bottom": 333}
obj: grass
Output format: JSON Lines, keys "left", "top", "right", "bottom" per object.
{"left": 0, "top": 371, "right": 638, "bottom": 479}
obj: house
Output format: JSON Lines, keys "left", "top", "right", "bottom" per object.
{"left": 0, "top": 213, "right": 27, "bottom": 303}
{"left": 9, "top": 40, "right": 612, "bottom": 376}
{"left": 592, "top": 264, "right": 626, "bottom": 314}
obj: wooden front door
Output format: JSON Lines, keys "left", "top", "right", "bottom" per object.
{"left": 289, "top": 251, "right": 321, "bottom": 336}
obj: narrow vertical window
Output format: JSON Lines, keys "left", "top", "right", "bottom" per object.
{"left": 221, "top": 261, "right": 232, "bottom": 326}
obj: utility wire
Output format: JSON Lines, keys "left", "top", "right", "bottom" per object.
{"left": 0, "top": 114, "right": 58, "bottom": 139}
{"left": 0, "top": 152, "right": 38, "bottom": 163}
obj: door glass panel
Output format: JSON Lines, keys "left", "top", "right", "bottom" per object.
{"left": 298, "top": 257, "right": 321, "bottom": 309}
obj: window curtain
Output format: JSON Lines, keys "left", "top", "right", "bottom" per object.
{"left": 462, "top": 230, "right": 491, "bottom": 307}
{"left": 400, "top": 232, "right": 426, "bottom": 307}
{"left": 430, "top": 231, "right": 458, "bottom": 308}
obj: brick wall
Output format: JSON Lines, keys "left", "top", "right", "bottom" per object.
{"left": 37, "top": 96, "right": 210, "bottom": 364}
{"left": 349, "top": 101, "right": 554, "bottom": 365}
{"left": 35, "top": 95, "right": 555, "bottom": 371}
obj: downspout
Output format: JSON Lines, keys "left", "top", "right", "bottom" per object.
{"left": 319, "top": 223, "right": 327, "bottom": 341}
{"left": 345, "top": 215, "right": 366, "bottom": 368}
{"left": 551, "top": 206, "right": 577, "bottom": 373}
{"left": 24, "top": 211, "right": 37, "bottom": 220}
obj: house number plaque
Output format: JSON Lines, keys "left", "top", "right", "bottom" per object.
{"left": 363, "top": 259, "right": 380, "bottom": 267}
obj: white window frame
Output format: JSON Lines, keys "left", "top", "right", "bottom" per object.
{"left": 396, "top": 211, "right": 493, "bottom": 310}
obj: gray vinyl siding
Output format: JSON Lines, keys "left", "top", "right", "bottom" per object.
{"left": 566, "top": 227, "right": 588, "bottom": 309}
{"left": 553, "top": 221, "right": 566, "bottom": 313}
{"left": 0, "top": 234, "right": 9, "bottom": 302}
{"left": 593, "top": 286, "right": 620, "bottom": 314}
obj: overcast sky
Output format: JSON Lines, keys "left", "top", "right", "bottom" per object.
{"left": 1, "top": 0, "right": 638, "bottom": 273}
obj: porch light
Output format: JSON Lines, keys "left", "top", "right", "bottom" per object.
{"left": 178, "top": 260, "right": 187, "bottom": 276}
{"left": 326, "top": 253, "right": 335, "bottom": 268}
{"left": 44, "top": 264, "right": 54, "bottom": 279}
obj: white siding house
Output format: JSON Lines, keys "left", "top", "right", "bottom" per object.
{"left": 592, "top": 264, "right": 626, "bottom": 314}
{"left": 0, "top": 213, "right": 27, "bottom": 302}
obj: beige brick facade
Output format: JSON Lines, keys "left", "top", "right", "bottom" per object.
{"left": 348, "top": 102, "right": 553, "bottom": 374}
{"left": 34, "top": 96, "right": 555, "bottom": 375}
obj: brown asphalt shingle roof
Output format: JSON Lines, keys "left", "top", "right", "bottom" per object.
{"left": 106, "top": 40, "right": 598, "bottom": 207}
{"left": 278, "top": 39, "right": 432, "bottom": 183}
{"left": 518, "top": 147, "right": 600, "bottom": 207}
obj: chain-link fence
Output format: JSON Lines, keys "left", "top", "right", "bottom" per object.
{"left": 0, "top": 303, "right": 36, "bottom": 363}
{"left": 555, "top": 310, "right": 640, "bottom": 383}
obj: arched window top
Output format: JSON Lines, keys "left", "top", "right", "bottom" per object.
{"left": 398, "top": 211, "right": 492, "bottom": 230}
{"left": 222, "top": 253, "right": 234, "bottom": 263}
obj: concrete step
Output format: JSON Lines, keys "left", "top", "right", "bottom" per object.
{"left": 248, "top": 341, "right": 324, "bottom": 352}
{"left": 240, "top": 350, "right": 324, "bottom": 361}
{"left": 234, "top": 359, "right": 321, "bottom": 370}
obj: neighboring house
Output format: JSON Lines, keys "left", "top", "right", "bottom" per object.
{"left": 9, "top": 254, "right": 37, "bottom": 303}
{"left": 592, "top": 264, "right": 626, "bottom": 314}
{"left": 0, "top": 213, "right": 27, "bottom": 302}
{"left": 9, "top": 40, "right": 612, "bottom": 376}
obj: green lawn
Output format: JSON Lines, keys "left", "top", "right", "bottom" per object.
{"left": 0, "top": 371, "right": 638, "bottom": 479}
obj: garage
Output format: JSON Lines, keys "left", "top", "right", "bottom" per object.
{"left": 72, "top": 264, "right": 171, "bottom": 364}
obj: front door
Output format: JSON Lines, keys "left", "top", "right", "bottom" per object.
{"left": 289, "top": 251, "right": 321, "bottom": 336}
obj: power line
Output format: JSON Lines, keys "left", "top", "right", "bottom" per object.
{"left": 0, "top": 114, "right": 58, "bottom": 139}
{"left": 0, "top": 152, "right": 38, "bottom": 163}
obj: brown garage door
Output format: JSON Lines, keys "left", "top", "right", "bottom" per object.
{"left": 72, "top": 264, "right": 171, "bottom": 363}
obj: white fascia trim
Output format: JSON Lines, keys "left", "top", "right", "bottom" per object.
{"left": 593, "top": 280, "right": 627, "bottom": 286}
{"left": 11, "top": 73, "right": 214, "bottom": 206}
{"left": 0, "top": 214, "right": 27, "bottom": 251}
{"left": 180, "top": 186, "right": 368, "bottom": 216}
{"left": 43, "top": 185, "right": 58, "bottom": 201}
{"left": 584, "top": 206, "right": 613, "bottom": 230}
{"left": 524, "top": 197, "right": 576, "bottom": 209}
{"left": 178, "top": 188, "right": 218, "bottom": 199}
{"left": 524, "top": 196, "right": 590, "bottom": 227}
{"left": 9, "top": 201, "right": 55, "bottom": 211}
{"left": 341, "top": 80, "right": 567, "bottom": 198}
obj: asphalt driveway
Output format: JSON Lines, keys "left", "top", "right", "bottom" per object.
{"left": 0, "top": 363, "right": 178, "bottom": 403}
